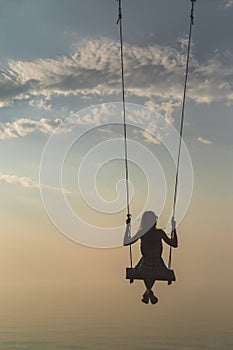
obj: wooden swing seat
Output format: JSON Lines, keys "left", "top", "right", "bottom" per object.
{"left": 126, "top": 267, "right": 176, "bottom": 282}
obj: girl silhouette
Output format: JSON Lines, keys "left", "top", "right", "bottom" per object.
{"left": 124, "top": 211, "right": 178, "bottom": 304}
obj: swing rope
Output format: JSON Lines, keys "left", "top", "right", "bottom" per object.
{"left": 168, "top": 0, "right": 196, "bottom": 269}
{"left": 117, "top": 0, "right": 132, "bottom": 268}
{"left": 117, "top": 0, "right": 196, "bottom": 271}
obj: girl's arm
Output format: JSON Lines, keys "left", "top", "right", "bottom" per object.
{"left": 161, "top": 218, "right": 178, "bottom": 248}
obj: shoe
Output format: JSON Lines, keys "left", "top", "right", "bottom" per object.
{"left": 141, "top": 292, "right": 149, "bottom": 304}
{"left": 148, "top": 291, "right": 158, "bottom": 305}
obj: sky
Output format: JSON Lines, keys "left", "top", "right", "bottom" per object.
{"left": 0, "top": 1, "right": 233, "bottom": 349}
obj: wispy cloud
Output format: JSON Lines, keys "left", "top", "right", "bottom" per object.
{"left": 197, "top": 137, "right": 213, "bottom": 145}
{"left": 0, "top": 172, "right": 39, "bottom": 188}
{"left": 225, "top": 0, "right": 233, "bottom": 8}
{"left": 0, "top": 37, "right": 232, "bottom": 110}
{"left": 69, "top": 103, "right": 172, "bottom": 145}
{"left": 28, "top": 98, "right": 52, "bottom": 110}
{"left": 0, "top": 118, "right": 62, "bottom": 140}
{"left": 144, "top": 99, "right": 180, "bottom": 124}
{"left": 0, "top": 171, "right": 72, "bottom": 194}
{"left": 139, "top": 129, "right": 160, "bottom": 144}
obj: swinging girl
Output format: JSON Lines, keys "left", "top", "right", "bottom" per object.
{"left": 117, "top": 0, "right": 196, "bottom": 305}
{"left": 124, "top": 211, "right": 178, "bottom": 304}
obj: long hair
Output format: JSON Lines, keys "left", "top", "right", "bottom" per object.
{"left": 140, "top": 211, "right": 158, "bottom": 231}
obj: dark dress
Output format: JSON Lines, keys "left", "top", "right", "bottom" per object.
{"left": 134, "top": 228, "right": 171, "bottom": 279}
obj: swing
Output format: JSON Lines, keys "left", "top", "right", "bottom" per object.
{"left": 126, "top": 266, "right": 176, "bottom": 282}
{"left": 116, "top": 0, "right": 197, "bottom": 283}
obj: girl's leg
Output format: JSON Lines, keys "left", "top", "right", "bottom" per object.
{"left": 143, "top": 279, "right": 158, "bottom": 304}
{"left": 144, "top": 279, "right": 155, "bottom": 292}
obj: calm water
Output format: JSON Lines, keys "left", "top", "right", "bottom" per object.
{"left": 0, "top": 285, "right": 232, "bottom": 350}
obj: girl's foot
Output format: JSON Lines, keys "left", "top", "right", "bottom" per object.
{"left": 148, "top": 291, "right": 158, "bottom": 304}
{"left": 141, "top": 292, "right": 149, "bottom": 304}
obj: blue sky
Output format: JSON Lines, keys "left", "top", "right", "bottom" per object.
{"left": 0, "top": 1, "right": 232, "bottom": 193}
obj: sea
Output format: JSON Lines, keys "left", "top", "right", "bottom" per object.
{"left": 0, "top": 284, "right": 232, "bottom": 350}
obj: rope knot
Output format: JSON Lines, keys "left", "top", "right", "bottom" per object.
{"left": 126, "top": 213, "right": 131, "bottom": 224}
{"left": 116, "top": 0, "right": 122, "bottom": 24}
{"left": 190, "top": 0, "right": 196, "bottom": 25}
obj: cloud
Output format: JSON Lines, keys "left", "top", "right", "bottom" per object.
{"left": 189, "top": 52, "right": 233, "bottom": 104}
{"left": 144, "top": 99, "right": 180, "bottom": 124}
{"left": 0, "top": 118, "right": 62, "bottom": 140}
{"left": 28, "top": 99, "right": 51, "bottom": 110}
{"left": 225, "top": 0, "right": 233, "bottom": 8}
{"left": 0, "top": 172, "right": 39, "bottom": 188}
{"left": 0, "top": 37, "right": 233, "bottom": 111}
{"left": 138, "top": 129, "right": 160, "bottom": 144}
{"left": 0, "top": 171, "right": 71, "bottom": 194}
{"left": 197, "top": 137, "right": 213, "bottom": 145}
{"left": 69, "top": 103, "right": 173, "bottom": 145}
